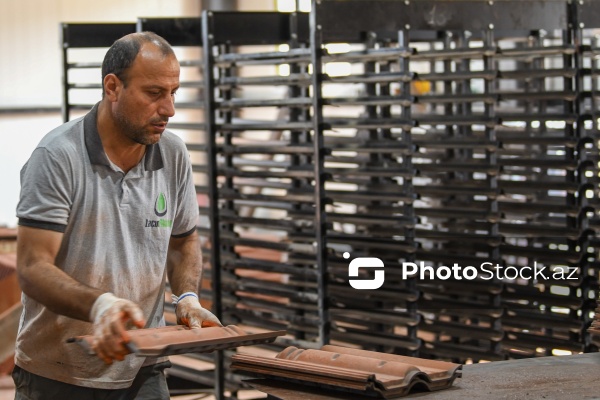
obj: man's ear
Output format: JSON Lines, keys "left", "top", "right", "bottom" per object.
{"left": 103, "top": 74, "right": 122, "bottom": 101}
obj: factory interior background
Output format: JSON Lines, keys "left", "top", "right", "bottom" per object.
{"left": 2, "top": 0, "right": 600, "bottom": 399}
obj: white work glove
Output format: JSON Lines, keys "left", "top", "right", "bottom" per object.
{"left": 90, "top": 292, "right": 146, "bottom": 364}
{"left": 173, "top": 292, "right": 222, "bottom": 328}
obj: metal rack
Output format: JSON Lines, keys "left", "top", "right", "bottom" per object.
{"left": 312, "top": 0, "right": 599, "bottom": 362}
{"left": 61, "top": 23, "right": 137, "bottom": 121}
{"left": 200, "top": 12, "right": 319, "bottom": 398}
{"left": 133, "top": 16, "right": 224, "bottom": 394}
{"left": 60, "top": 1, "right": 600, "bottom": 398}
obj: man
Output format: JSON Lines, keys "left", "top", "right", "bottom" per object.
{"left": 13, "top": 32, "right": 220, "bottom": 399}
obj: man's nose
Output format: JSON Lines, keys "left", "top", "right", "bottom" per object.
{"left": 158, "top": 95, "right": 176, "bottom": 117}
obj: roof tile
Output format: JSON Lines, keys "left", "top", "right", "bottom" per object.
{"left": 69, "top": 325, "right": 286, "bottom": 357}
{"left": 232, "top": 345, "right": 462, "bottom": 398}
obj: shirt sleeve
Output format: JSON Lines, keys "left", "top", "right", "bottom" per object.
{"left": 171, "top": 150, "right": 199, "bottom": 237}
{"left": 16, "top": 147, "right": 72, "bottom": 232}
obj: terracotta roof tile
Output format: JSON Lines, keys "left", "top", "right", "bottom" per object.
{"left": 231, "top": 345, "right": 462, "bottom": 398}
{"left": 69, "top": 325, "right": 286, "bottom": 357}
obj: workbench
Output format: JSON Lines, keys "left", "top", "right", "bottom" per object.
{"left": 248, "top": 352, "right": 600, "bottom": 400}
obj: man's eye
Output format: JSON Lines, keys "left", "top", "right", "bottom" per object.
{"left": 149, "top": 91, "right": 160, "bottom": 95}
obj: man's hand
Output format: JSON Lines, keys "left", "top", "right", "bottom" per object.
{"left": 90, "top": 293, "right": 145, "bottom": 364}
{"left": 175, "top": 293, "right": 222, "bottom": 328}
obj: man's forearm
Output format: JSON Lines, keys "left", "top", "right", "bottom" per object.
{"left": 17, "top": 225, "right": 102, "bottom": 322}
{"left": 18, "top": 260, "right": 102, "bottom": 321}
{"left": 167, "top": 231, "right": 203, "bottom": 296}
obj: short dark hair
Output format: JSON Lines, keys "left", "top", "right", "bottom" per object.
{"left": 101, "top": 32, "right": 175, "bottom": 96}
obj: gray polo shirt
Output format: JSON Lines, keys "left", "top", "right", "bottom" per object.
{"left": 15, "top": 103, "right": 199, "bottom": 389}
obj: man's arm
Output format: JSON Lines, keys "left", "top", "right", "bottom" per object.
{"left": 167, "top": 230, "right": 221, "bottom": 328}
{"left": 17, "top": 225, "right": 145, "bottom": 364}
{"left": 17, "top": 225, "right": 100, "bottom": 320}
{"left": 167, "top": 230, "right": 202, "bottom": 296}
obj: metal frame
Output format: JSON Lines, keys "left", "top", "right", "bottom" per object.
{"left": 60, "top": 23, "right": 136, "bottom": 122}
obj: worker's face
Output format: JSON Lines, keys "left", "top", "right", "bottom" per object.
{"left": 112, "top": 44, "right": 180, "bottom": 145}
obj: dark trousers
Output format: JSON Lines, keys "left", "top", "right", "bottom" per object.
{"left": 12, "top": 361, "right": 171, "bottom": 400}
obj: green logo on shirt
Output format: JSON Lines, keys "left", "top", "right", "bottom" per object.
{"left": 155, "top": 193, "right": 167, "bottom": 217}
{"left": 145, "top": 192, "right": 172, "bottom": 229}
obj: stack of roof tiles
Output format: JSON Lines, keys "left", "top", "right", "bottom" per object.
{"left": 232, "top": 345, "right": 462, "bottom": 398}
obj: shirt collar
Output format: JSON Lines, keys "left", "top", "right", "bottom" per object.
{"left": 83, "top": 103, "right": 164, "bottom": 172}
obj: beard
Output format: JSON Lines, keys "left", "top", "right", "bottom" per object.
{"left": 114, "top": 107, "right": 167, "bottom": 146}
